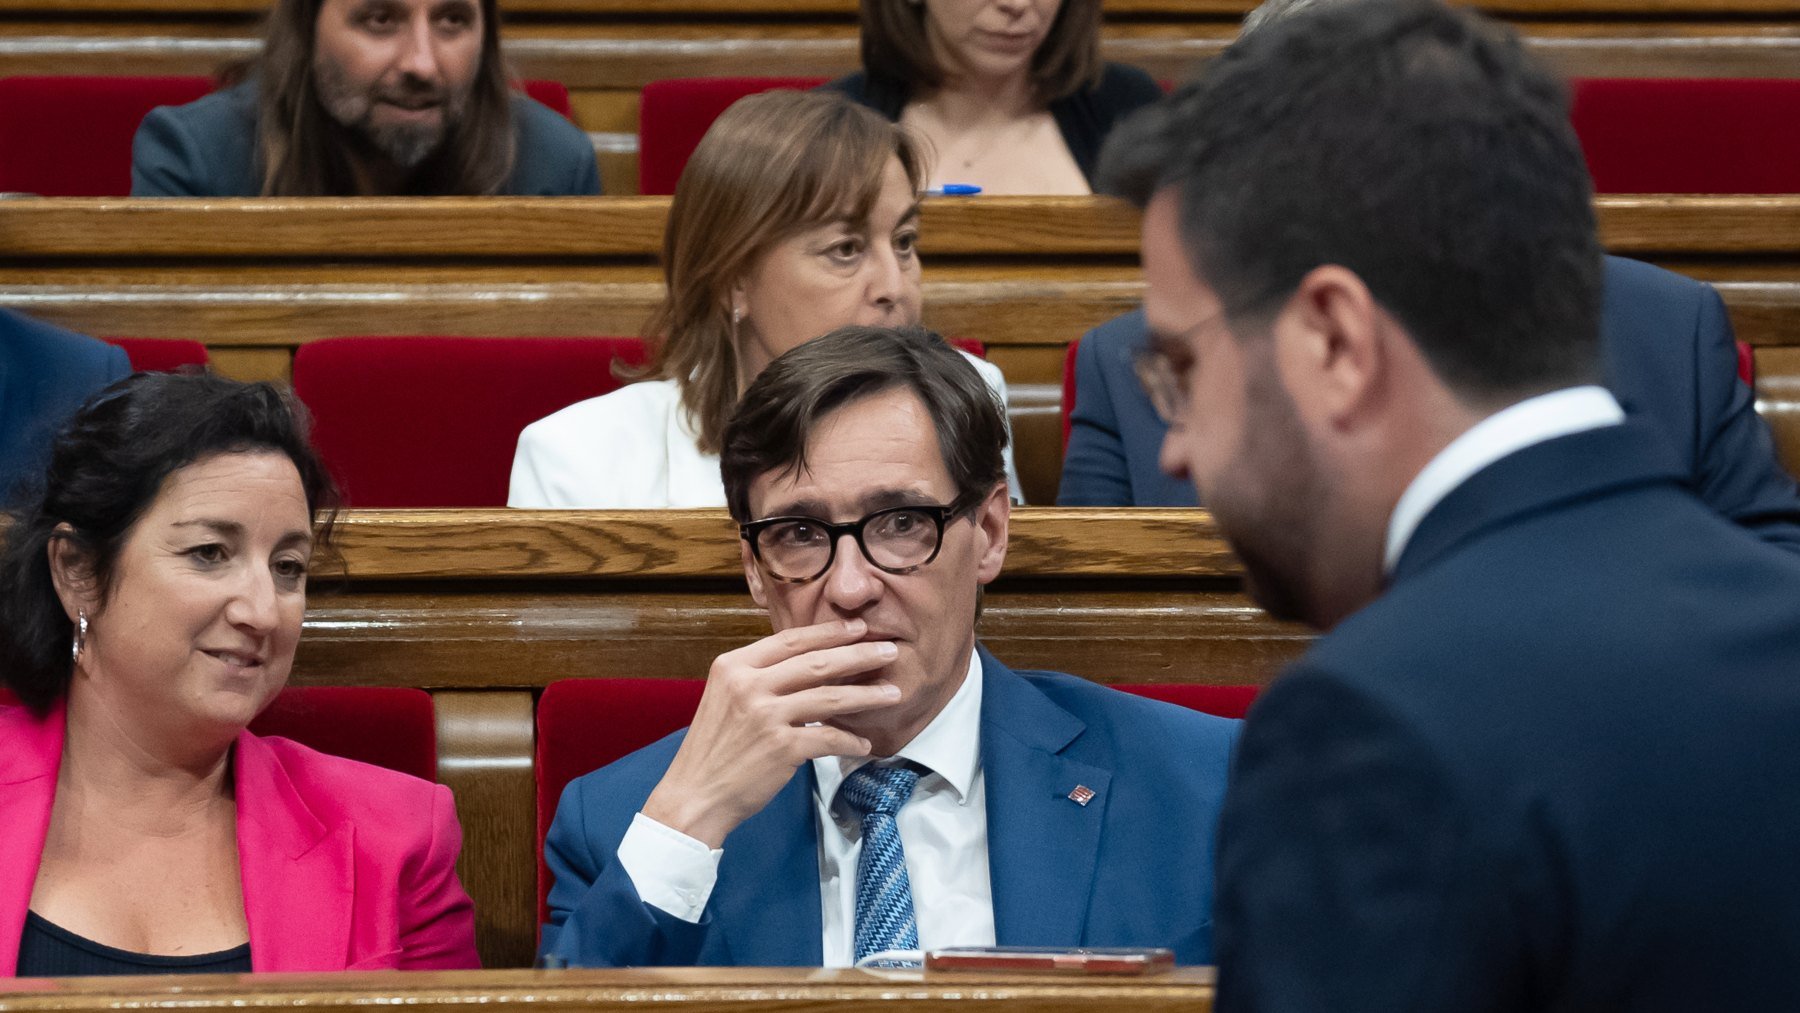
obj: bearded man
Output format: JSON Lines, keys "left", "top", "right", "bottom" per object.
{"left": 131, "top": 0, "right": 600, "bottom": 196}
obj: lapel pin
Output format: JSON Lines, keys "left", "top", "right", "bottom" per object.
{"left": 1067, "top": 785, "right": 1096, "bottom": 807}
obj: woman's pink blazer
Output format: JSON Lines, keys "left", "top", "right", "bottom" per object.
{"left": 0, "top": 701, "right": 481, "bottom": 973}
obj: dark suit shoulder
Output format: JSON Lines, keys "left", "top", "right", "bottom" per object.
{"left": 507, "top": 94, "right": 602, "bottom": 195}
{"left": 1087, "top": 62, "right": 1165, "bottom": 115}
{"left": 1009, "top": 667, "right": 1239, "bottom": 765}
{"left": 130, "top": 82, "right": 262, "bottom": 197}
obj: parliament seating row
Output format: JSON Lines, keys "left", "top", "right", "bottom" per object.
{"left": 5, "top": 73, "right": 1800, "bottom": 197}
{"left": 6, "top": 196, "right": 1797, "bottom": 502}
{"left": 0, "top": 76, "right": 573, "bottom": 197}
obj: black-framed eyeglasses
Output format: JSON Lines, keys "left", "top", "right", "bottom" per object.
{"left": 1133, "top": 343, "right": 1189, "bottom": 425}
{"left": 739, "top": 491, "right": 982, "bottom": 584}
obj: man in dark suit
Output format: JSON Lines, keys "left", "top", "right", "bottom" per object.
{"left": 0, "top": 310, "right": 129, "bottom": 504}
{"left": 1059, "top": 268, "right": 1800, "bottom": 552}
{"left": 542, "top": 325, "right": 1237, "bottom": 968}
{"left": 1101, "top": 0, "right": 1800, "bottom": 1008}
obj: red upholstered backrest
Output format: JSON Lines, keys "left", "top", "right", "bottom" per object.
{"left": 1571, "top": 78, "right": 1800, "bottom": 194}
{"left": 0, "top": 686, "right": 434, "bottom": 780}
{"left": 638, "top": 76, "right": 831, "bottom": 196}
{"left": 1061, "top": 337, "right": 1082, "bottom": 452}
{"left": 0, "top": 75, "right": 573, "bottom": 197}
{"left": 248, "top": 686, "right": 438, "bottom": 781}
{"left": 292, "top": 335, "right": 648, "bottom": 508}
{"left": 1116, "top": 683, "right": 1261, "bottom": 720}
{"left": 0, "top": 75, "right": 212, "bottom": 196}
{"left": 105, "top": 337, "right": 210, "bottom": 372}
{"left": 535, "top": 678, "right": 708, "bottom": 926}
{"left": 520, "top": 79, "right": 573, "bottom": 118}
{"left": 1737, "top": 339, "right": 1755, "bottom": 386}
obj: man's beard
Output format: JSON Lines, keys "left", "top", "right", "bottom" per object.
{"left": 1206, "top": 354, "right": 1328, "bottom": 628}
{"left": 311, "top": 58, "right": 471, "bottom": 169}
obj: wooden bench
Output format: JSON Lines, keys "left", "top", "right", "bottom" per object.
{"left": 298, "top": 507, "right": 1288, "bottom": 967}
{"left": 2, "top": 195, "right": 1797, "bottom": 501}
{"left": 5, "top": 0, "right": 1800, "bottom": 191}
{"left": 0, "top": 967, "right": 1219, "bottom": 1011}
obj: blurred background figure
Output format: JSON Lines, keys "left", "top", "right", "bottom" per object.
{"left": 0, "top": 310, "right": 128, "bottom": 509}
{"left": 825, "top": 0, "right": 1160, "bottom": 195}
{"left": 0, "top": 374, "right": 480, "bottom": 975}
{"left": 509, "top": 90, "right": 1021, "bottom": 508}
{"left": 131, "top": 0, "right": 599, "bottom": 196}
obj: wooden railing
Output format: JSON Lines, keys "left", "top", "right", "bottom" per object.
{"left": 0, "top": 967, "right": 1219, "bottom": 1012}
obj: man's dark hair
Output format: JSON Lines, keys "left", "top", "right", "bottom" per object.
{"left": 251, "top": 0, "right": 515, "bottom": 195}
{"left": 721, "top": 325, "right": 1008, "bottom": 522}
{"left": 1100, "top": 0, "right": 1603, "bottom": 401}
{"left": 0, "top": 373, "right": 339, "bottom": 714}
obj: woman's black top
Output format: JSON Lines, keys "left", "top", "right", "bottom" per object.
{"left": 16, "top": 912, "right": 252, "bottom": 977}
{"left": 821, "top": 63, "right": 1165, "bottom": 186}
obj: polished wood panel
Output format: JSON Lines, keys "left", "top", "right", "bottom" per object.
{"left": 0, "top": 968, "right": 1217, "bottom": 1012}
{"left": 293, "top": 509, "right": 1305, "bottom": 691}
{"left": 433, "top": 691, "right": 538, "bottom": 970}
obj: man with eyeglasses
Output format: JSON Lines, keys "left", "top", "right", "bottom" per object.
{"left": 1102, "top": 0, "right": 1800, "bottom": 1008}
{"left": 540, "top": 324, "right": 1239, "bottom": 969}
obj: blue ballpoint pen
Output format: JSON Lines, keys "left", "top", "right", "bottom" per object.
{"left": 925, "top": 184, "right": 983, "bottom": 196}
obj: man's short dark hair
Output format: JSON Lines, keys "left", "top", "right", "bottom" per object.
{"left": 1101, "top": 0, "right": 1603, "bottom": 402}
{"left": 721, "top": 326, "right": 1008, "bottom": 522}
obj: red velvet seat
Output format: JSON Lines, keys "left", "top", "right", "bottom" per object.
{"left": 638, "top": 76, "right": 830, "bottom": 196}
{"left": 105, "top": 337, "right": 210, "bottom": 372}
{"left": 0, "top": 685, "right": 435, "bottom": 781}
{"left": 1571, "top": 78, "right": 1800, "bottom": 194}
{"left": 531, "top": 676, "right": 1254, "bottom": 927}
{"left": 0, "top": 75, "right": 575, "bottom": 197}
{"left": 291, "top": 335, "right": 648, "bottom": 508}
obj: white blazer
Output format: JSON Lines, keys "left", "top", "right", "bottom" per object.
{"left": 509, "top": 354, "right": 1024, "bottom": 508}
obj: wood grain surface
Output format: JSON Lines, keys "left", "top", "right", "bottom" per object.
{"left": 0, "top": 967, "right": 1218, "bottom": 1012}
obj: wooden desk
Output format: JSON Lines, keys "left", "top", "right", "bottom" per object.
{"left": 0, "top": 967, "right": 1217, "bottom": 1013}
{"left": 3, "top": 195, "right": 1798, "bottom": 500}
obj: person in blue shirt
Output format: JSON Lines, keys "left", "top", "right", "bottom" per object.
{"left": 0, "top": 310, "right": 128, "bottom": 507}
{"left": 132, "top": 0, "right": 599, "bottom": 197}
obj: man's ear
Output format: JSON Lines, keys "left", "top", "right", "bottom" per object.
{"left": 1273, "top": 264, "right": 1387, "bottom": 433}
{"left": 740, "top": 537, "right": 768, "bottom": 608}
{"left": 46, "top": 524, "right": 99, "bottom": 622}
{"left": 972, "top": 482, "right": 1010, "bottom": 586}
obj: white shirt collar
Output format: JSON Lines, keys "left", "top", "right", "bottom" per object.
{"left": 814, "top": 647, "right": 984, "bottom": 808}
{"left": 1384, "top": 385, "right": 1625, "bottom": 574}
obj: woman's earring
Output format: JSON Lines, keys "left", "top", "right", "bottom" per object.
{"left": 732, "top": 306, "right": 744, "bottom": 325}
{"left": 70, "top": 609, "right": 87, "bottom": 665}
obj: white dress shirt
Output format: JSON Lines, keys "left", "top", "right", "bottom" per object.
{"left": 1384, "top": 385, "right": 1626, "bottom": 574}
{"left": 507, "top": 354, "right": 1025, "bottom": 508}
{"left": 616, "top": 648, "right": 996, "bottom": 967}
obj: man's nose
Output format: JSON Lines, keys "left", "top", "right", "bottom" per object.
{"left": 395, "top": 16, "right": 443, "bottom": 83}
{"left": 821, "top": 532, "right": 884, "bottom": 614}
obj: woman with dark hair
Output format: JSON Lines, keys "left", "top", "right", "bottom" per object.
{"left": 508, "top": 89, "right": 1020, "bottom": 507}
{"left": 131, "top": 0, "right": 598, "bottom": 196}
{"left": 0, "top": 374, "right": 480, "bottom": 976}
{"left": 824, "top": 0, "right": 1161, "bottom": 194}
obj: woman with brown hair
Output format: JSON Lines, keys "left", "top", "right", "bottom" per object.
{"left": 825, "top": 0, "right": 1161, "bottom": 195}
{"left": 508, "top": 89, "right": 1020, "bottom": 508}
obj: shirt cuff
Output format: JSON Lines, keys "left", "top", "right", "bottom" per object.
{"left": 617, "top": 812, "right": 723, "bottom": 923}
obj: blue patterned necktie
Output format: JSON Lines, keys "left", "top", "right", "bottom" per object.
{"left": 838, "top": 762, "right": 923, "bottom": 966}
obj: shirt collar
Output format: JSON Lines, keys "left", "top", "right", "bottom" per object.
{"left": 814, "top": 646, "right": 984, "bottom": 808}
{"left": 1384, "top": 385, "right": 1625, "bottom": 575}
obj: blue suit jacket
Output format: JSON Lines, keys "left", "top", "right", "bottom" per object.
{"left": 543, "top": 646, "right": 1239, "bottom": 967}
{"left": 1057, "top": 256, "right": 1800, "bottom": 549}
{"left": 1214, "top": 422, "right": 1800, "bottom": 1011}
{"left": 0, "top": 310, "right": 129, "bottom": 505}
{"left": 131, "top": 82, "right": 601, "bottom": 197}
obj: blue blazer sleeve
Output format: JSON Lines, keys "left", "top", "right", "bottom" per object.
{"left": 540, "top": 753, "right": 714, "bottom": 967}
{"left": 1057, "top": 323, "right": 1134, "bottom": 506}
{"left": 1688, "top": 285, "right": 1800, "bottom": 550}
{"left": 1214, "top": 669, "right": 1533, "bottom": 1013}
